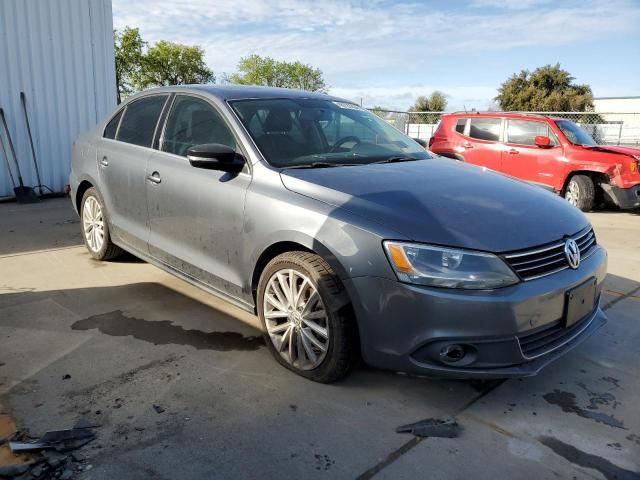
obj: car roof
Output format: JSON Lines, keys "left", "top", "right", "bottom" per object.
{"left": 442, "top": 112, "right": 560, "bottom": 122}
{"left": 134, "top": 84, "right": 354, "bottom": 104}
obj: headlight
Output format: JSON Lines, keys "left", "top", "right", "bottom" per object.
{"left": 383, "top": 241, "right": 519, "bottom": 289}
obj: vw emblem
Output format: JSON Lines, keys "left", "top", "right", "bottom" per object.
{"left": 564, "top": 239, "right": 581, "bottom": 269}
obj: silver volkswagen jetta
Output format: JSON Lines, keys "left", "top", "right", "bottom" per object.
{"left": 70, "top": 85, "right": 608, "bottom": 382}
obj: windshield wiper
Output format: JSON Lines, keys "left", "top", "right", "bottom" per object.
{"left": 283, "top": 162, "right": 360, "bottom": 169}
{"left": 370, "top": 156, "right": 420, "bottom": 165}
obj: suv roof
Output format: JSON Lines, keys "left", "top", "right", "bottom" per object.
{"left": 443, "top": 112, "right": 569, "bottom": 122}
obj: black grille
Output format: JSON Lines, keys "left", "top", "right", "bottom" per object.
{"left": 518, "top": 308, "right": 595, "bottom": 358}
{"left": 503, "top": 228, "right": 597, "bottom": 281}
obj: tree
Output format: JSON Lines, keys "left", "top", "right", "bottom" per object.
{"left": 495, "top": 64, "right": 594, "bottom": 111}
{"left": 409, "top": 91, "right": 447, "bottom": 124}
{"left": 370, "top": 106, "right": 387, "bottom": 118}
{"left": 409, "top": 91, "right": 447, "bottom": 112}
{"left": 136, "top": 40, "right": 214, "bottom": 89}
{"left": 114, "top": 27, "right": 144, "bottom": 103}
{"left": 227, "top": 54, "right": 326, "bottom": 92}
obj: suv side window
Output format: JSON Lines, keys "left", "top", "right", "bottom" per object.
{"left": 455, "top": 118, "right": 467, "bottom": 134}
{"left": 161, "top": 95, "right": 236, "bottom": 157}
{"left": 468, "top": 118, "right": 501, "bottom": 142}
{"left": 116, "top": 95, "right": 169, "bottom": 147}
{"left": 103, "top": 109, "right": 123, "bottom": 139}
{"left": 507, "top": 120, "right": 558, "bottom": 146}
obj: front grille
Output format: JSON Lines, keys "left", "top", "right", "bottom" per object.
{"left": 518, "top": 305, "right": 596, "bottom": 358}
{"left": 503, "top": 227, "right": 597, "bottom": 281}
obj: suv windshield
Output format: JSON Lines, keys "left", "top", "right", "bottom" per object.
{"left": 554, "top": 119, "right": 597, "bottom": 146}
{"left": 230, "top": 98, "right": 431, "bottom": 167}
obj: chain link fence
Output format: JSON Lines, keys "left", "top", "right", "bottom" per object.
{"left": 368, "top": 109, "right": 640, "bottom": 147}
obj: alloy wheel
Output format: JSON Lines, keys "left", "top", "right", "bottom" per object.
{"left": 263, "top": 269, "right": 330, "bottom": 370}
{"left": 565, "top": 180, "right": 580, "bottom": 206}
{"left": 82, "top": 196, "right": 105, "bottom": 252}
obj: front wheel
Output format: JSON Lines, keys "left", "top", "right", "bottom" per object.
{"left": 257, "top": 251, "right": 358, "bottom": 382}
{"left": 564, "top": 175, "right": 595, "bottom": 212}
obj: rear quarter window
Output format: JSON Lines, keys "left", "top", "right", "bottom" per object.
{"left": 103, "top": 109, "right": 123, "bottom": 139}
{"left": 455, "top": 118, "right": 467, "bottom": 134}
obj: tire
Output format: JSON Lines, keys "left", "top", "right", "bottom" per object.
{"left": 257, "top": 251, "right": 358, "bottom": 382}
{"left": 80, "top": 187, "right": 123, "bottom": 260}
{"left": 564, "top": 175, "right": 595, "bottom": 212}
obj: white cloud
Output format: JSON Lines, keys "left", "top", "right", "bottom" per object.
{"left": 112, "top": 0, "right": 640, "bottom": 109}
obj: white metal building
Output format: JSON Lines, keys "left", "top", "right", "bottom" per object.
{"left": 0, "top": 0, "right": 116, "bottom": 198}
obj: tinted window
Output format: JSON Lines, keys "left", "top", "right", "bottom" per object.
{"left": 455, "top": 118, "right": 466, "bottom": 134}
{"left": 117, "top": 95, "right": 168, "bottom": 147}
{"left": 161, "top": 95, "right": 235, "bottom": 157}
{"left": 104, "top": 109, "right": 123, "bottom": 139}
{"left": 468, "top": 118, "right": 501, "bottom": 141}
{"left": 507, "top": 120, "right": 557, "bottom": 146}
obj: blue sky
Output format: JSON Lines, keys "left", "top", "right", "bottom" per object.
{"left": 112, "top": 0, "right": 640, "bottom": 111}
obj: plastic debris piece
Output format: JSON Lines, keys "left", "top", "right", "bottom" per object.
{"left": 396, "top": 416, "right": 460, "bottom": 438}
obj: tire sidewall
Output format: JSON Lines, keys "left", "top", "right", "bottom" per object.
{"left": 256, "top": 254, "right": 352, "bottom": 382}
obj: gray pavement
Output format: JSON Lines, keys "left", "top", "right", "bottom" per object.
{"left": 0, "top": 198, "right": 638, "bottom": 479}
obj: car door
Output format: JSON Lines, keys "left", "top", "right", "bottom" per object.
{"left": 458, "top": 117, "right": 503, "bottom": 171}
{"left": 98, "top": 94, "right": 169, "bottom": 252}
{"left": 501, "top": 119, "right": 562, "bottom": 189}
{"left": 146, "top": 94, "right": 251, "bottom": 300}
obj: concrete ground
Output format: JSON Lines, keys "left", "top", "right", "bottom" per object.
{"left": 0, "top": 198, "right": 639, "bottom": 479}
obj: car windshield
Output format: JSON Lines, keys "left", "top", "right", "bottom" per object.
{"left": 230, "top": 98, "right": 432, "bottom": 167}
{"left": 554, "top": 119, "right": 597, "bottom": 146}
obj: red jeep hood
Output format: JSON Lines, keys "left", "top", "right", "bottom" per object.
{"left": 583, "top": 145, "right": 640, "bottom": 158}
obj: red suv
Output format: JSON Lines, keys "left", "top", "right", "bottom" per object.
{"left": 429, "top": 112, "right": 640, "bottom": 211}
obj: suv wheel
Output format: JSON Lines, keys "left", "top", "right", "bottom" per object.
{"left": 257, "top": 251, "right": 358, "bottom": 382}
{"left": 564, "top": 175, "right": 595, "bottom": 212}
{"left": 81, "top": 188, "right": 123, "bottom": 260}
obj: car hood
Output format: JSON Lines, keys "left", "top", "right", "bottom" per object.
{"left": 581, "top": 145, "right": 640, "bottom": 159}
{"left": 280, "top": 159, "right": 588, "bottom": 252}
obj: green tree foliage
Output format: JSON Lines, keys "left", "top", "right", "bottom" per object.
{"left": 114, "top": 27, "right": 144, "bottom": 103}
{"left": 370, "top": 106, "right": 387, "bottom": 118}
{"left": 136, "top": 40, "right": 214, "bottom": 89}
{"left": 495, "top": 64, "right": 594, "bottom": 111}
{"left": 409, "top": 91, "right": 447, "bottom": 112}
{"left": 114, "top": 27, "right": 214, "bottom": 102}
{"left": 409, "top": 91, "right": 447, "bottom": 124}
{"left": 227, "top": 54, "right": 326, "bottom": 92}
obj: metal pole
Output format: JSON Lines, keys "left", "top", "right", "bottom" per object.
{"left": 20, "top": 92, "right": 43, "bottom": 195}
{"left": 617, "top": 122, "right": 623, "bottom": 146}
{"left": 0, "top": 126, "right": 17, "bottom": 189}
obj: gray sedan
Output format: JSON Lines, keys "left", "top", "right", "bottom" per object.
{"left": 69, "top": 85, "right": 608, "bottom": 382}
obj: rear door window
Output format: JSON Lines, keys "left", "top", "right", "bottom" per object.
{"left": 161, "top": 95, "right": 236, "bottom": 157}
{"left": 468, "top": 118, "right": 501, "bottom": 142}
{"left": 507, "top": 120, "right": 557, "bottom": 146}
{"left": 116, "top": 95, "right": 169, "bottom": 147}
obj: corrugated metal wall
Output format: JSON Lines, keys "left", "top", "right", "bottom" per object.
{"left": 0, "top": 0, "right": 116, "bottom": 198}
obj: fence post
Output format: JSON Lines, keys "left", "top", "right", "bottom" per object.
{"left": 617, "top": 122, "right": 623, "bottom": 146}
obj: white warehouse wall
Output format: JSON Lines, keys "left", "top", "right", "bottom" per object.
{"left": 0, "top": 0, "right": 116, "bottom": 198}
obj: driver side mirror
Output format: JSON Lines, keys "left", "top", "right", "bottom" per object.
{"left": 534, "top": 135, "right": 551, "bottom": 148}
{"left": 187, "top": 144, "right": 244, "bottom": 173}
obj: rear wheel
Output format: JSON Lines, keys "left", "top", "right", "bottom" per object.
{"left": 564, "top": 175, "right": 595, "bottom": 212}
{"left": 257, "top": 251, "right": 358, "bottom": 382}
{"left": 81, "top": 188, "right": 123, "bottom": 260}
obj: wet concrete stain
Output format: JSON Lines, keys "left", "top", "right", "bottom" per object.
{"left": 577, "top": 382, "right": 621, "bottom": 410}
{"left": 627, "top": 434, "right": 640, "bottom": 446}
{"left": 539, "top": 436, "right": 640, "bottom": 480}
{"left": 542, "top": 390, "right": 627, "bottom": 430}
{"left": 71, "top": 310, "right": 264, "bottom": 351}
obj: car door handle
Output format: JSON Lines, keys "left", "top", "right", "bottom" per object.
{"left": 146, "top": 172, "right": 161, "bottom": 184}
{"left": 462, "top": 142, "right": 474, "bottom": 149}
{"left": 508, "top": 149, "right": 519, "bottom": 155}
{"left": 99, "top": 156, "right": 109, "bottom": 167}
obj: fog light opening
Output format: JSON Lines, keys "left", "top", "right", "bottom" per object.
{"left": 440, "top": 344, "right": 467, "bottom": 363}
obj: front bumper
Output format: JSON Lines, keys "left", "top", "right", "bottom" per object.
{"left": 344, "top": 246, "right": 608, "bottom": 378}
{"left": 601, "top": 183, "right": 640, "bottom": 210}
